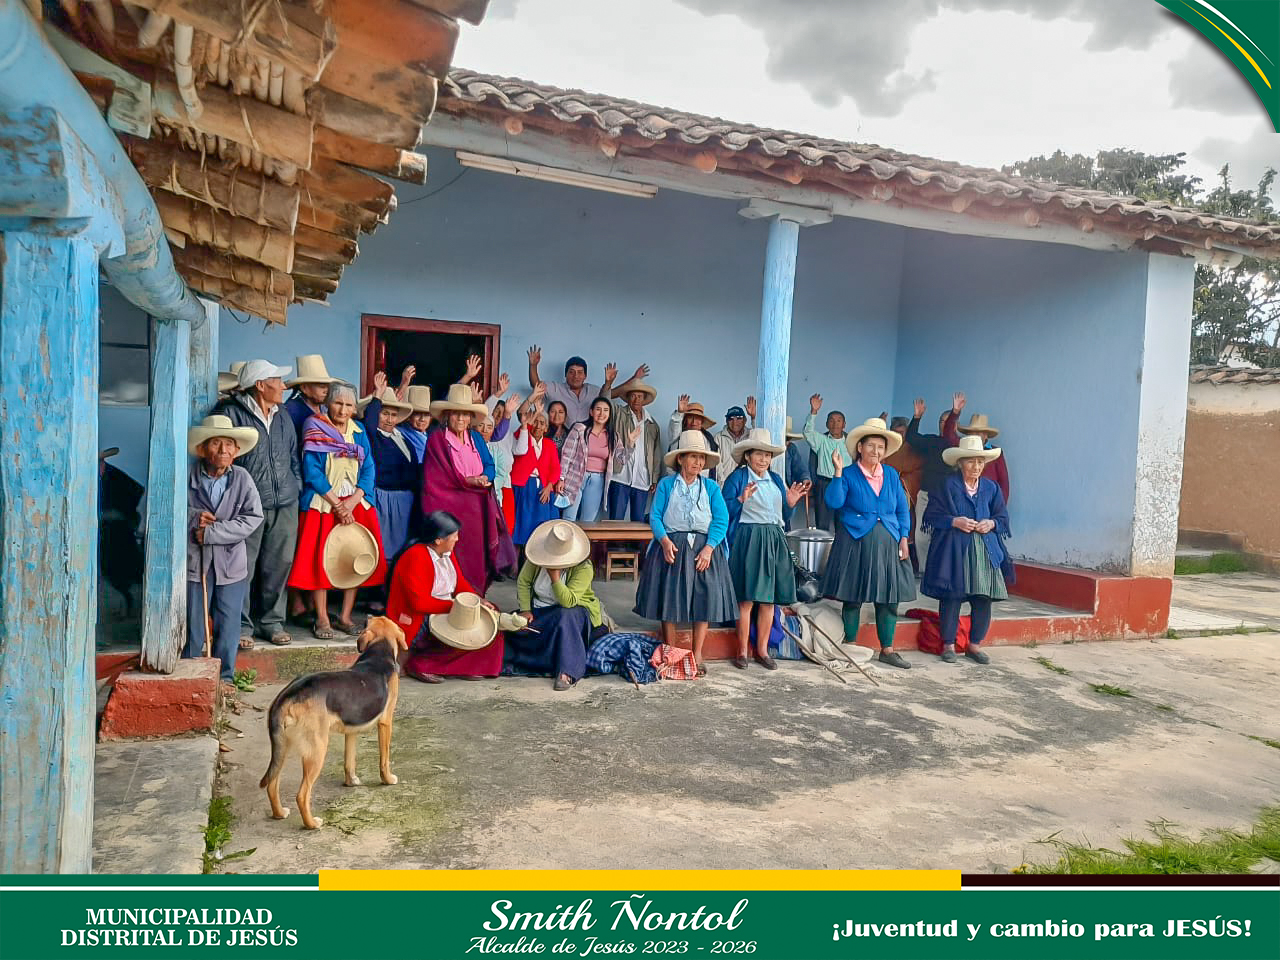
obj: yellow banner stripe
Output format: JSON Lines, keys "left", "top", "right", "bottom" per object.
{"left": 320, "top": 870, "right": 959, "bottom": 891}
{"left": 1185, "top": 3, "right": 1271, "bottom": 89}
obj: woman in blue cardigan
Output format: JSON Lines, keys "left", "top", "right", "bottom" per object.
{"left": 921, "top": 435, "right": 1015, "bottom": 664}
{"left": 819, "top": 417, "right": 917, "bottom": 669}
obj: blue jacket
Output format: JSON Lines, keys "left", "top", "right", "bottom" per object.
{"left": 921, "top": 472, "right": 1015, "bottom": 600}
{"left": 301, "top": 422, "right": 376, "bottom": 506}
{"left": 360, "top": 395, "right": 422, "bottom": 492}
{"left": 650, "top": 475, "right": 729, "bottom": 549}
{"left": 722, "top": 464, "right": 793, "bottom": 547}
{"left": 824, "top": 463, "right": 910, "bottom": 541}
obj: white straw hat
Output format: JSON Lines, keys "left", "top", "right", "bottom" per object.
{"left": 429, "top": 593, "right": 499, "bottom": 651}
{"left": 322, "top": 523, "right": 380, "bottom": 590}
{"left": 429, "top": 383, "right": 489, "bottom": 418}
{"left": 785, "top": 416, "right": 803, "bottom": 440}
{"left": 217, "top": 361, "right": 246, "bottom": 394}
{"left": 731, "top": 427, "right": 783, "bottom": 464}
{"left": 404, "top": 385, "right": 433, "bottom": 414}
{"left": 618, "top": 379, "right": 658, "bottom": 406}
{"left": 524, "top": 519, "right": 591, "bottom": 569}
{"left": 956, "top": 413, "right": 1000, "bottom": 439}
{"left": 942, "top": 434, "right": 1002, "bottom": 467}
{"left": 286, "top": 355, "right": 338, "bottom": 388}
{"left": 187, "top": 414, "right": 259, "bottom": 457}
{"left": 664, "top": 429, "right": 721, "bottom": 469}
{"left": 357, "top": 387, "right": 412, "bottom": 424}
{"left": 845, "top": 418, "right": 902, "bottom": 458}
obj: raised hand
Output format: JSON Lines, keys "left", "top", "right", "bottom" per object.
{"left": 952, "top": 391, "right": 966, "bottom": 413}
{"left": 466, "top": 353, "right": 483, "bottom": 379}
{"left": 630, "top": 363, "right": 650, "bottom": 382}
{"left": 745, "top": 395, "right": 756, "bottom": 420}
{"left": 913, "top": 397, "right": 926, "bottom": 419}
{"left": 739, "top": 480, "right": 757, "bottom": 504}
{"left": 810, "top": 393, "right": 822, "bottom": 414}
{"left": 399, "top": 365, "right": 416, "bottom": 387}
{"left": 470, "top": 383, "right": 484, "bottom": 404}
{"left": 677, "top": 394, "right": 690, "bottom": 413}
{"left": 785, "top": 482, "right": 807, "bottom": 507}
{"left": 531, "top": 382, "right": 547, "bottom": 401}
{"left": 603, "top": 362, "right": 618, "bottom": 384}
{"left": 878, "top": 411, "right": 888, "bottom": 422}
{"left": 496, "top": 372, "right": 510, "bottom": 396}
{"left": 506, "top": 392, "right": 523, "bottom": 413}
{"left": 373, "top": 370, "right": 388, "bottom": 393}
{"left": 527, "top": 344, "right": 542, "bottom": 365}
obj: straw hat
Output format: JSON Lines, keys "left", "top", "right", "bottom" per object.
{"left": 217, "top": 361, "right": 246, "bottom": 394}
{"left": 428, "top": 593, "right": 499, "bottom": 651}
{"left": 617, "top": 378, "right": 658, "bottom": 406}
{"left": 956, "top": 413, "right": 1000, "bottom": 439}
{"left": 357, "top": 387, "right": 412, "bottom": 424}
{"left": 524, "top": 519, "right": 591, "bottom": 569}
{"left": 664, "top": 429, "right": 722, "bottom": 469}
{"left": 680, "top": 402, "right": 716, "bottom": 429}
{"left": 731, "top": 427, "right": 784, "bottom": 463}
{"left": 322, "top": 523, "right": 381, "bottom": 589}
{"left": 942, "top": 434, "right": 1002, "bottom": 467}
{"left": 285, "top": 354, "right": 338, "bottom": 388}
{"left": 429, "top": 383, "right": 488, "bottom": 418}
{"left": 785, "top": 416, "right": 803, "bottom": 440}
{"left": 404, "top": 385, "right": 432, "bottom": 414}
{"left": 844, "top": 417, "right": 902, "bottom": 458}
{"left": 187, "top": 414, "right": 259, "bottom": 457}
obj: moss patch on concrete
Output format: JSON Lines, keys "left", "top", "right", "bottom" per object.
{"left": 271, "top": 647, "right": 353, "bottom": 682}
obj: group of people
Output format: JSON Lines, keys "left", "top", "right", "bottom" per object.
{"left": 180, "top": 347, "right": 1014, "bottom": 692}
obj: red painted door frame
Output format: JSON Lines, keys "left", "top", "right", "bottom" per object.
{"left": 359, "top": 314, "right": 502, "bottom": 396}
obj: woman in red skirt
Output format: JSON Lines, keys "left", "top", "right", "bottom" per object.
{"left": 287, "top": 382, "right": 386, "bottom": 638}
{"left": 388, "top": 510, "right": 505, "bottom": 682}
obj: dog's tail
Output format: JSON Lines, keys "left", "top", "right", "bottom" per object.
{"left": 258, "top": 679, "right": 301, "bottom": 789}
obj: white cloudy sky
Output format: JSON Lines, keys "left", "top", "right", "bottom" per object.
{"left": 453, "top": 0, "right": 1278, "bottom": 201}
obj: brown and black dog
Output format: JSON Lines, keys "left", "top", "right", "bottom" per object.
{"left": 259, "top": 616, "right": 408, "bottom": 829}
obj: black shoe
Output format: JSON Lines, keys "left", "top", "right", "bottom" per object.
{"left": 731, "top": 656, "right": 749, "bottom": 670}
{"left": 878, "top": 650, "right": 911, "bottom": 670}
{"left": 940, "top": 649, "right": 957, "bottom": 663}
{"left": 553, "top": 675, "right": 574, "bottom": 691}
{"left": 754, "top": 654, "right": 778, "bottom": 671}
{"left": 965, "top": 648, "right": 990, "bottom": 665}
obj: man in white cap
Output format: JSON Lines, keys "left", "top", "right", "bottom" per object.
{"left": 212, "top": 359, "right": 301, "bottom": 647}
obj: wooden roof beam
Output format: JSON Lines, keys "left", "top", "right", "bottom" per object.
{"left": 329, "top": 0, "right": 459, "bottom": 80}
{"left": 405, "top": 0, "right": 490, "bottom": 26}
{"left": 313, "top": 125, "right": 428, "bottom": 184}
{"left": 307, "top": 87, "right": 424, "bottom": 149}
{"left": 185, "top": 269, "right": 289, "bottom": 324}
{"left": 171, "top": 244, "right": 294, "bottom": 299}
{"left": 155, "top": 190, "right": 294, "bottom": 273}
{"left": 153, "top": 78, "right": 314, "bottom": 170}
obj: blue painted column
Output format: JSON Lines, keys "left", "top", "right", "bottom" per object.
{"left": 189, "top": 297, "right": 219, "bottom": 420}
{"left": 141, "top": 316, "right": 192, "bottom": 673}
{"left": 755, "top": 217, "right": 801, "bottom": 451}
{"left": 0, "top": 107, "right": 124, "bottom": 873}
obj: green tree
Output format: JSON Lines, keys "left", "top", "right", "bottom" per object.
{"left": 1003, "top": 151, "right": 1279, "bottom": 367}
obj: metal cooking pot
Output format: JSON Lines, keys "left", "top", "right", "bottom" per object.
{"left": 786, "top": 527, "right": 834, "bottom": 575}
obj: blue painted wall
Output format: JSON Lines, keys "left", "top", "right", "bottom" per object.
{"left": 892, "top": 231, "right": 1151, "bottom": 570}
{"left": 220, "top": 149, "right": 905, "bottom": 443}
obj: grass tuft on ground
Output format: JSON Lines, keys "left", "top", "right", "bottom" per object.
{"left": 1025, "top": 806, "right": 1280, "bottom": 874}
{"left": 203, "top": 795, "right": 256, "bottom": 874}
{"left": 1032, "top": 656, "right": 1070, "bottom": 675}
{"left": 1174, "top": 553, "right": 1250, "bottom": 576}
{"left": 1089, "top": 683, "right": 1133, "bottom": 698}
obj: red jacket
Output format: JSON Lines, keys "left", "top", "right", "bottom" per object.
{"left": 510, "top": 429, "right": 562, "bottom": 489}
{"left": 386, "top": 544, "right": 474, "bottom": 645}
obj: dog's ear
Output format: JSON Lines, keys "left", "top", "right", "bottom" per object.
{"left": 355, "top": 629, "right": 373, "bottom": 652}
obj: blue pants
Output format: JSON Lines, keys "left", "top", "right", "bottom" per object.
{"left": 186, "top": 573, "right": 249, "bottom": 683}
{"left": 939, "top": 596, "right": 993, "bottom": 648}
{"left": 608, "top": 482, "right": 648, "bottom": 522}
{"left": 562, "top": 471, "right": 606, "bottom": 522}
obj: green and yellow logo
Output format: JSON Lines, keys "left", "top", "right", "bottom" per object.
{"left": 1156, "top": 0, "right": 1279, "bottom": 130}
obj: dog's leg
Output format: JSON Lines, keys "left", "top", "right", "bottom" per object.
{"left": 377, "top": 710, "right": 397, "bottom": 785}
{"left": 265, "top": 770, "right": 290, "bottom": 820}
{"left": 297, "top": 734, "right": 327, "bottom": 829}
{"left": 343, "top": 734, "right": 361, "bottom": 786}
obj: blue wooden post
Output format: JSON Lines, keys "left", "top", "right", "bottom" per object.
{"left": 0, "top": 107, "right": 125, "bottom": 873}
{"left": 189, "top": 297, "right": 219, "bottom": 419}
{"left": 755, "top": 216, "right": 800, "bottom": 451}
{"left": 141, "top": 316, "right": 192, "bottom": 673}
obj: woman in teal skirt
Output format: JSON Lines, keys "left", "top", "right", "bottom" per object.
{"left": 722, "top": 428, "right": 811, "bottom": 671}
{"left": 820, "top": 417, "right": 917, "bottom": 669}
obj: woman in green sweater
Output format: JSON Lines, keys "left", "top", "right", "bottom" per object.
{"left": 506, "top": 520, "right": 605, "bottom": 691}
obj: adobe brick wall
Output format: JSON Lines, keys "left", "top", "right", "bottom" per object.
{"left": 1179, "top": 409, "right": 1280, "bottom": 556}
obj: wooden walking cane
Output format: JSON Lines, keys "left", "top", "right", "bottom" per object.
{"left": 779, "top": 620, "right": 847, "bottom": 685}
{"left": 200, "top": 543, "right": 213, "bottom": 658}
{"left": 804, "top": 613, "right": 880, "bottom": 687}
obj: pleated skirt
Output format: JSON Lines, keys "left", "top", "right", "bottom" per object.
{"left": 374, "top": 488, "right": 414, "bottom": 563}
{"left": 633, "top": 532, "right": 737, "bottom": 624}
{"left": 821, "top": 522, "right": 917, "bottom": 605}
{"left": 962, "top": 534, "right": 1009, "bottom": 600}
{"left": 728, "top": 522, "right": 796, "bottom": 605}
{"left": 512, "top": 479, "right": 560, "bottom": 545}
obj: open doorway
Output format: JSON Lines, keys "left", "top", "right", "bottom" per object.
{"left": 360, "top": 315, "right": 501, "bottom": 400}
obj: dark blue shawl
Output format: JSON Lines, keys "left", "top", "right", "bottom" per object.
{"left": 921, "top": 472, "right": 1015, "bottom": 600}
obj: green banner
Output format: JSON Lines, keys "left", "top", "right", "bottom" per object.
{"left": 1, "top": 888, "right": 1277, "bottom": 959}
{"left": 1155, "top": 0, "right": 1280, "bottom": 131}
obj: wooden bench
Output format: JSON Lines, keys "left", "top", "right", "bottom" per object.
{"left": 577, "top": 521, "right": 652, "bottom": 578}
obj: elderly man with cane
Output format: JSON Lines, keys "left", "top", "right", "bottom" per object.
{"left": 185, "top": 415, "right": 264, "bottom": 695}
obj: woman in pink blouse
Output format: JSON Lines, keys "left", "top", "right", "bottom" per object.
{"left": 557, "top": 397, "right": 616, "bottom": 522}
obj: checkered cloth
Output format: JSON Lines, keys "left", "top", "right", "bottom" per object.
{"left": 650, "top": 643, "right": 699, "bottom": 680}
{"left": 586, "top": 632, "right": 660, "bottom": 684}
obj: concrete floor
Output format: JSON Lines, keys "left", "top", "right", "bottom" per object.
{"left": 209, "top": 633, "right": 1280, "bottom": 873}
{"left": 1169, "top": 573, "right": 1280, "bottom": 631}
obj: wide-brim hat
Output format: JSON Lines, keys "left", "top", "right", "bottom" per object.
{"left": 785, "top": 416, "right": 803, "bottom": 440}
{"left": 845, "top": 418, "right": 902, "bottom": 458}
{"left": 429, "top": 383, "right": 488, "bottom": 418}
{"left": 524, "top": 519, "right": 591, "bottom": 569}
{"left": 943, "top": 434, "right": 1002, "bottom": 467}
{"left": 357, "top": 387, "right": 412, "bottom": 424}
{"left": 322, "top": 523, "right": 381, "bottom": 590}
{"left": 681, "top": 402, "right": 716, "bottom": 429}
{"left": 285, "top": 354, "right": 338, "bottom": 388}
{"left": 956, "top": 413, "right": 1000, "bottom": 438}
{"left": 731, "top": 427, "right": 784, "bottom": 463}
{"left": 429, "top": 593, "right": 499, "bottom": 651}
{"left": 217, "top": 361, "right": 246, "bottom": 394}
{"left": 188, "top": 414, "right": 259, "bottom": 457}
{"left": 664, "top": 429, "right": 722, "bottom": 469}
{"left": 617, "top": 379, "right": 658, "bottom": 406}
{"left": 404, "top": 385, "right": 432, "bottom": 414}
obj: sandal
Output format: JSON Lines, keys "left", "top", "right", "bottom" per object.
{"left": 405, "top": 668, "right": 443, "bottom": 684}
{"left": 333, "top": 618, "right": 362, "bottom": 636}
{"left": 238, "top": 636, "right": 255, "bottom": 650}
{"left": 312, "top": 624, "right": 338, "bottom": 641}
{"left": 268, "top": 632, "right": 292, "bottom": 646}
{"left": 696, "top": 662, "right": 707, "bottom": 678}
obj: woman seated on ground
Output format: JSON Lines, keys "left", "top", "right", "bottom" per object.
{"left": 722, "top": 428, "right": 810, "bottom": 671}
{"left": 421, "top": 384, "right": 516, "bottom": 594}
{"left": 820, "top": 418, "right": 917, "bottom": 670}
{"left": 508, "top": 519, "right": 605, "bottom": 691}
{"left": 634, "top": 430, "right": 736, "bottom": 676}
{"left": 921, "top": 435, "right": 1014, "bottom": 665}
{"left": 287, "top": 382, "right": 386, "bottom": 639}
{"left": 388, "top": 510, "right": 505, "bottom": 683}
{"left": 511, "top": 404, "right": 562, "bottom": 548}
{"left": 557, "top": 396, "right": 616, "bottom": 522}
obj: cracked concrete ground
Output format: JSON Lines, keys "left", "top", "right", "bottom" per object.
{"left": 212, "top": 634, "right": 1280, "bottom": 873}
